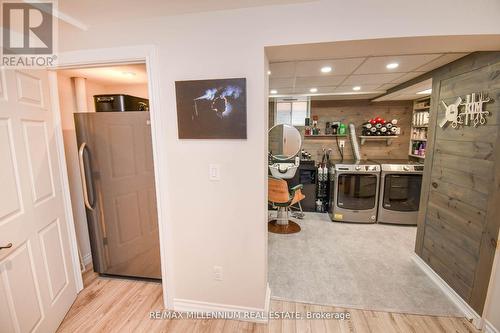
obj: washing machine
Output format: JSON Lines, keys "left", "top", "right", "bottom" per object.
{"left": 330, "top": 160, "right": 380, "bottom": 223}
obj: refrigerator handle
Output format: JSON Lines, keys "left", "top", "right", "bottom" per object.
{"left": 78, "top": 142, "right": 95, "bottom": 211}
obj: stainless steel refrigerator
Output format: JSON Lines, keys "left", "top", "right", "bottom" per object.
{"left": 74, "top": 111, "right": 161, "bottom": 279}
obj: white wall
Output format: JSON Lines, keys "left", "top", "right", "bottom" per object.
{"left": 102, "top": 83, "right": 149, "bottom": 99}
{"left": 56, "top": 0, "right": 500, "bottom": 311}
{"left": 484, "top": 230, "right": 500, "bottom": 331}
{"left": 84, "top": 80, "right": 107, "bottom": 112}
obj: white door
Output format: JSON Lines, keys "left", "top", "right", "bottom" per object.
{"left": 0, "top": 68, "right": 77, "bottom": 333}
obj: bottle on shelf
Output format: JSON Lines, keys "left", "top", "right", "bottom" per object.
{"left": 305, "top": 117, "right": 311, "bottom": 135}
{"left": 418, "top": 142, "right": 426, "bottom": 156}
{"left": 316, "top": 199, "right": 323, "bottom": 212}
{"left": 413, "top": 142, "right": 419, "bottom": 155}
{"left": 338, "top": 123, "right": 346, "bottom": 135}
{"left": 318, "top": 164, "right": 324, "bottom": 181}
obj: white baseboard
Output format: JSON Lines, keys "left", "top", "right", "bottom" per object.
{"left": 265, "top": 283, "right": 271, "bottom": 313}
{"left": 485, "top": 320, "right": 500, "bottom": 333}
{"left": 412, "top": 254, "right": 482, "bottom": 329}
{"left": 82, "top": 252, "right": 92, "bottom": 265}
{"left": 174, "top": 285, "right": 271, "bottom": 324}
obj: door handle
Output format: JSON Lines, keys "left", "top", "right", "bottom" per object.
{"left": 0, "top": 243, "right": 12, "bottom": 250}
{"left": 78, "top": 142, "right": 95, "bottom": 211}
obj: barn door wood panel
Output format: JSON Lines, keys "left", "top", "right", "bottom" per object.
{"left": 415, "top": 52, "right": 500, "bottom": 315}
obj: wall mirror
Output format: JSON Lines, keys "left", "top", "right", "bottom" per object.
{"left": 268, "top": 124, "right": 302, "bottom": 161}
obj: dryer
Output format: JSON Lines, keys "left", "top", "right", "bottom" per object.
{"left": 372, "top": 160, "right": 424, "bottom": 225}
{"left": 330, "top": 160, "right": 380, "bottom": 223}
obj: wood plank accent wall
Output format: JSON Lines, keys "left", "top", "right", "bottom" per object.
{"left": 304, "top": 100, "right": 412, "bottom": 161}
{"left": 415, "top": 52, "right": 500, "bottom": 315}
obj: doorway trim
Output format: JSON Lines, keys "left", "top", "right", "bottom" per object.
{"left": 48, "top": 44, "right": 174, "bottom": 308}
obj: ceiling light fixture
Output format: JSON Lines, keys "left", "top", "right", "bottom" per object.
{"left": 352, "top": 86, "right": 361, "bottom": 91}
{"left": 270, "top": 89, "right": 278, "bottom": 94}
{"left": 267, "top": 70, "right": 271, "bottom": 75}
{"left": 417, "top": 88, "right": 432, "bottom": 95}
{"left": 386, "top": 62, "right": 399, "bottom": 69}
{"left": 320, "top": 66, "right": 332, "bottom": 73}
{"left": 310, "top": 88, "right": 318, "bottom": 93}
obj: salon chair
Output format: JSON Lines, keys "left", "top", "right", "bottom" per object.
{"left": 268, "top": 177, "right": 305, "bottom": 234}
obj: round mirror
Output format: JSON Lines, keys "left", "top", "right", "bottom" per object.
{"left": 268, "top": 124, "right": 302, "bottom": 161}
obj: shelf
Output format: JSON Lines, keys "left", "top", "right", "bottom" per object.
{"left": 304, "top": 134, "right": 347, "bottom": 138}
{"left": 359, "top": 136, "right": 398, "bottom": 146}
{"left": 414, "top": 107, "right": 430, "bottom": 111}
{"left": 411, "top": 138, "right": 427, "bottom": 141}
{"left": 412, "top": 125, "right": 429, "bottom": 128}
{"left": 409, "top": 154, "right": 425, "bottom": 159}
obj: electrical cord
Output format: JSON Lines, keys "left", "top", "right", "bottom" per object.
{"left": 335, "top": 135, "right": 344, "bottom": 161}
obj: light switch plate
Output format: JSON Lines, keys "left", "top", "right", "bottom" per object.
{"left": 213, "top": 266, "right": 223, "bottom": 281}
{"left": 209, "top": 164, "right": 221, "bottom": 181}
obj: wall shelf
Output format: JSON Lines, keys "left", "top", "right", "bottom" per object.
{"left": 304, "top": 134, "right": 347, "bottom": 138}
{"left": 359, "top": 136, "right": 398, "bottom": 146}
{"left": 409, "top": 96, "right": 431, "bottom": 160}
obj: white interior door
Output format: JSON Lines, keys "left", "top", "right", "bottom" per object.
{"left": 0, "top": 68, "right": 77, "bottom": 333}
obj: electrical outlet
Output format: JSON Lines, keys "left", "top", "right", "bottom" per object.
{"left": 213, "top": 266, "right": 223, "bottom": 281}
{"left": 339, "top": 140, "right": 345, "bottom": 148}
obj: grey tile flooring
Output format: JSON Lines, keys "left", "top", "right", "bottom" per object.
{"left": 268, "top": 212, "right": 462, "bottom": 316}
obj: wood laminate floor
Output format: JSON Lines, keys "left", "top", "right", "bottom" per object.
{"left": 57, "top": 270, "right": 478, "bottom": 333}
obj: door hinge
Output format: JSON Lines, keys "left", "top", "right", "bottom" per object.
{"left": 103, "top": 237, "right": 108, "bottom": 246}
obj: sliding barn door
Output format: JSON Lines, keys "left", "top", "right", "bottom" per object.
{"left": 0, "top": 68, "right": 77, "bottom": 332}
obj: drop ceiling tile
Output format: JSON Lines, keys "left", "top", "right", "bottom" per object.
{"left": 374, "top": 78, "right": 433, "bottom": 102}
{"left": 354, "top": 54, "right": 443, "bottom": 74}
{"left": 414, "top": 53, "right": 467, "bottom": 72}
{"left": 334, "top": 84, "right": 383, "bottom": 93}
{"left": 342, "top": 73, "right": 404, "bottom": 85}
{"left": 271, "top": 87, "right": 295, "bottom": 95}
{"left": 388, "top": 94, "right": 419, "bottom": 101}
{"left": 391, "top": 79, "right": 432, "bottom": 96}
{"left": 390, "top": 72, "right": 426, "bottom": 84}
{"left": 293, "top": 86, "right": 337, "bottom": 95}
{"left": 294, "top": 57, "right": 365, "bottom": 77}
{"left": 376, "top": 83, "right": 398, "bottom": 91}
{"left": 312, "top": 93, "right": 382, "bottom": 101}
{"left": 270, "top": 77, "right": 295, "bottom": 89}
{"left": 294, "top": 76, "right": 347, "bottom": 88}
{"left": 269, "top": 62, "right": 296, "bottom": 78}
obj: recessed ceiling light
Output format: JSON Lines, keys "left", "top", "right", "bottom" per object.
{"left": 386, "top": 62, "right": 399, "bottom": 69}
{"left": 320, "top": 66, "right": 332, "bottom": 73}
{"left": 352, "top": 86, "right": 361, "bottom": 91}
{"left": 417, "top": 88, "right": 432, "bottom": 95}
{"left": 267, "top": 70, "right": 271, "bottom": 75}
{"left": 310, "top": 88, "right": 318, "bottom": 93}
{"left": 122, "top": 71, "right": 136, "bottom": 76}
{"left": 270, "top": 89, "right": 278, "bottom": 94}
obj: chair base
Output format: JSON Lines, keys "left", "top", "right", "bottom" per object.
{"left": 268, "top": 220, "right": 301, "bottom": 234}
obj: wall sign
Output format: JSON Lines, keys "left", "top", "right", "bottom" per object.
{"left": 440, "top": 92, "right": 492, "bottom": 129}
